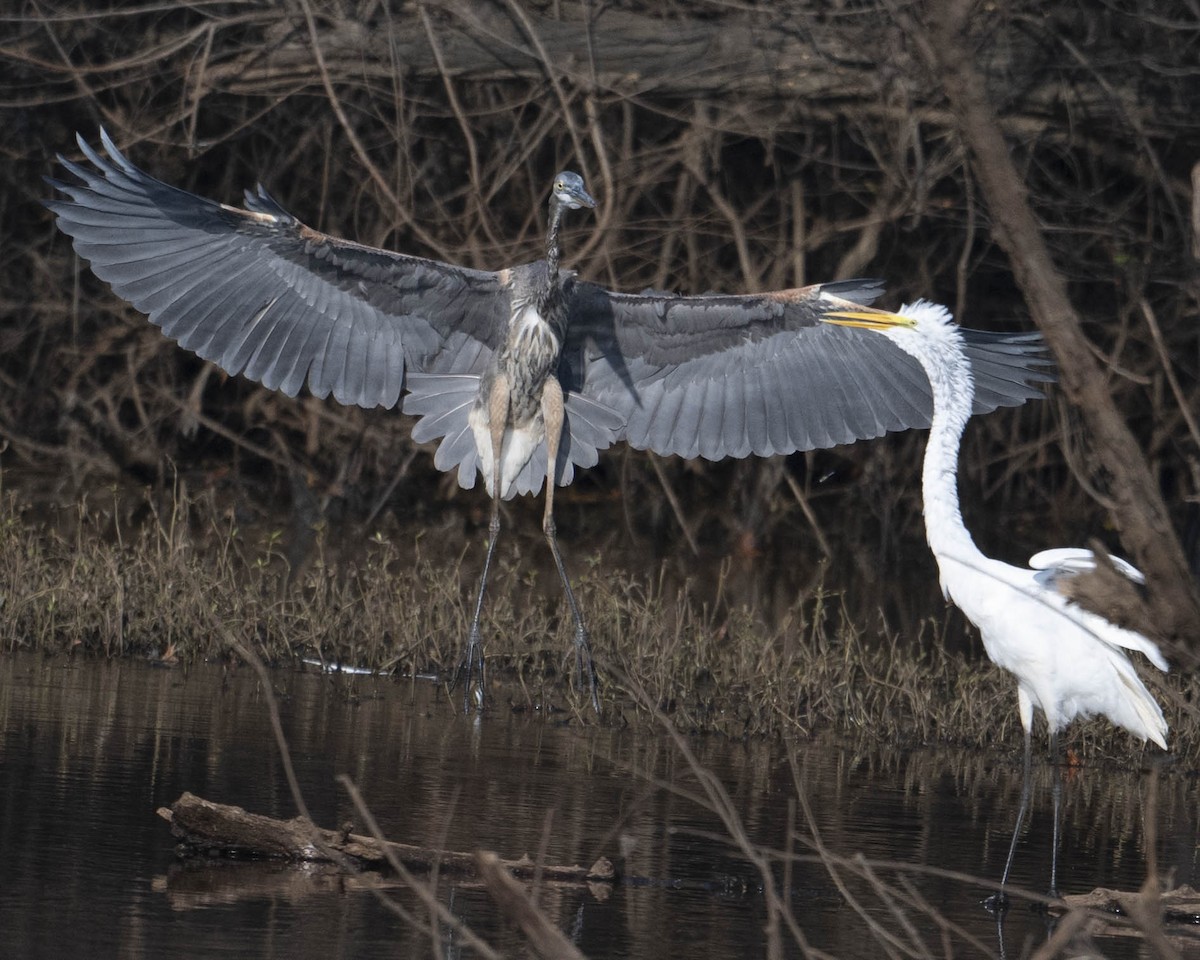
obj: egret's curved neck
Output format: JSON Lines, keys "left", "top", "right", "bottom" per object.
{"left": 909, "top": 335, "right": 985, "bottom": 571}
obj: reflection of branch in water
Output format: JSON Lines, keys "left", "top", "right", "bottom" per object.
{"left": 476, "top": 851, "right": 588, "bottom": 960}
{"left": 334, "top": 773, "right": 500, "bottom": 960}
{"left": 152, "top": 859, "right": 404, "bottom": 910}
{"left": 186, "top": 626, "right": 611, "bottom": 958}
{"left": 613, "top": 665, "right": 1187, "bottom": 958}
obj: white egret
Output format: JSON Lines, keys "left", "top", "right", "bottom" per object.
{"left": 822, "top": 300, "right": 1168, "bottom": 908}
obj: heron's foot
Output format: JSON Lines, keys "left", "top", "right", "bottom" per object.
{"left": 573, "top": 624, "right": 600, "bottom": 713}
{"left": 454, "top": 626, "right": 486, "bottom": 713}
{"left": 982, "top": 891, "right": 1010, "bottom": 915}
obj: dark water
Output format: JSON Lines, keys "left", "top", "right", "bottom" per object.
{"left": 1, "top": 652, "right": 1196, "bottom": 959}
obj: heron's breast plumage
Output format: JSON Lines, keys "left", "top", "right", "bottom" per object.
{"left": 502, "top": 300, "right": 563, "bottom": 422}
{"left": 469, "top": 298, "right": 566, "bottom": 498}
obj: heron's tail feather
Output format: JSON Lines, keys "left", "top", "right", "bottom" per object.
{"left": 404, "top": 373, "right": 482, "bottom": 492}
{"left": 403, "top": 373, "right": 622, "bottom": 498}
{"left": 562, "top": 392, "right": 624, "bottom": 469}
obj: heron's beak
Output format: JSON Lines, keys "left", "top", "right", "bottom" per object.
{"left": 569, "top": 186, "right": 596, "bottom": 209}
{"left": 821, "top": 309, "right": 917, "bottom": 331}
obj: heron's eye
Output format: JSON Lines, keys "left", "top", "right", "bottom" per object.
{"left": 555, "top": 181, "right": 564, "bottom": 191}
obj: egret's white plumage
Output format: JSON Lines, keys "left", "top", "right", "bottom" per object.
{"left": 824, "top": 299, "right": 1168, "bottom": 904}
{"left": 1028, "top": 547, "right": 1146, "bottom": 586}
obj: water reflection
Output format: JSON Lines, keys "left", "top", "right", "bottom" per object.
{"left": 0, "top": 652, "right": 1193, "bottom": 959}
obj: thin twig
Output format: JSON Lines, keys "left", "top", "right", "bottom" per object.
{"left": 296, "top": 0, "right": 444, "bottom": 253}
{"left": 1141, "top": 298, "right": 1200, "bottom": 457}
{"left": 339, "top": 775, "right": 503, "bottom": 960}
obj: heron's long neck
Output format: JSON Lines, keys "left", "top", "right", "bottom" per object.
{"left": 916, "top": 343, "right": 985, "bottom": 573}
{"left": 545, "top": 202, "right": 563, "bottom": 277}
{"left": 534, "top": 201, "right": 568, "bottom": 330}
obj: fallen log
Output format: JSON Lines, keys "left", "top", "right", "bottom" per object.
{"left": 157, "top": 792, "right": 616, "bottom": 884}
{"left": 1058, "top": 885, "right": 1200, "bottom": 926}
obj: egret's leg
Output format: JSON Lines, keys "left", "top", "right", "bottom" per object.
{"left": 460, "top": 374, "right": 509, "bottom": 711}
{"left": 1048, "top": 729, "right": 1061, "bottom": 900}
{"left": 986, "top": 728, "right": 1032, "bottom": 914}
{"left": 541, "top": 378, "right": 599, "bottom": 712}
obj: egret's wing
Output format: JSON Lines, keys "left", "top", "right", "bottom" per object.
{"left": 44, "top": 131, "right": 508, "bottom": 409}
{"left": 1102, "top": 629, "right": 1169, "bottom": 672}
{"left": 1024, "top": 550, "right": 1164, "bottom": 671}
{"left": 562, "top": 280, "right": 1053, "bottom": 459}
{"left": 1029, "top": 547, "right": 1146, "bottom": 585}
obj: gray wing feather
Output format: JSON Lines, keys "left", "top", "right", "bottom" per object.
{"left": 439, "top": 424, "right": 482, "bottom": 492}
{"left": 828, "top": 337, "right": 879, "bottom": 438}
{"left": 695, "top": 373, "right": 723, "bottom": 461}
{"left": 961, "top": 333, "right": 1049, "bottom": 413}
{"left": 646, "top": 381, "right": 687, "bottom": 456}
{"left": 44, "top": 131, "right": 508, "bottom": 409}
{"left": 565, "top": 280, "right": 1051, "bottom": 459}
{"left": 763, "top": 358, "right": 793, "bottom": 454}
{"left": 405, "top": 373, "right": 479, "bottom": 439}
{"left": 742, "top": 365, "right": 769, "bottom": 456}
{"left": 700, "top": 376, "right": 733, "bottom": 457}
{"left": 670, "top": 376, "right": 703, "bottom": 461}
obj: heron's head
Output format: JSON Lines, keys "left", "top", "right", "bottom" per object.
{"left": 550, "top": 171, "right": 595, "bottom": 211}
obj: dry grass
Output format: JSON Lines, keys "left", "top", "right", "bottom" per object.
{"left": 2, "top": 479, "right": 1192, "bottom": 765}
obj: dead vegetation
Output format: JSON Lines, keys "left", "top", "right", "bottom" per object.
{"left": 1, "top": 1, "right": 1198, "bottom": 702}
{"left": 2, "top": 479, "right": 1193, "bottom": 763}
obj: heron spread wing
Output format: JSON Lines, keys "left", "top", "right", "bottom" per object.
{"left": 47, "top": 132, "right": 1053, "bottom": 484}
{"left": 562, "top": 282, "right": 1053, "bottom": 460}
{"left": 44, "top": 131, "right": 508, "bottom": 409}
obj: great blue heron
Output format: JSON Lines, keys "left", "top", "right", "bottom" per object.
{"left": 823, "top": 301, "right": 1167, "bottom": 908}
{"left": 46, "top": 131, "right": 1052, "bottom": 710}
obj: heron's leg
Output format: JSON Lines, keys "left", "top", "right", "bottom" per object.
{"left": 993, "top": 909, "right": 1008, "bottom": 960}
{"left": 1048, "top": 729, "right": 1061, "bottom": 900}
{"left": 985, "top": 727, "right": 1032, "bottom": 914}
{"left": 460, "top": 374, "right": 510, "bottom": 712}
{"left": 541, "top": 378, "right": 600, "bottom": 712}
